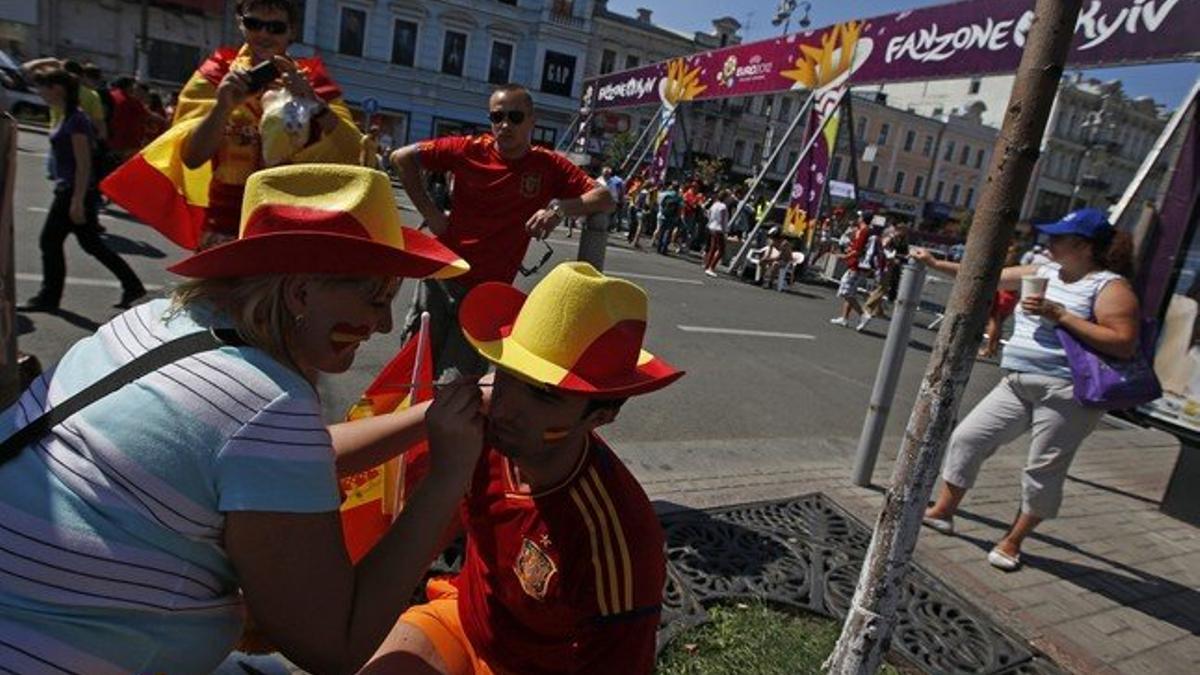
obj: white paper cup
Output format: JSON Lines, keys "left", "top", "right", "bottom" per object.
{"left": 1021, "top": 275, "right": 1048, "bottom": 299}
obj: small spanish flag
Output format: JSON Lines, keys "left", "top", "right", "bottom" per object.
{"left": 339, "top": 324, "right": 434, "bottom": 563}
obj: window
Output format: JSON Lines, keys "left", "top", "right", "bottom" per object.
{"left": 786, "top": 151, "right": 798, "bottom": 172}
{"left": 966, "top": 187, "right": 976, "bottom": 208}
{"left": 932, "top": 106, "right": 944, "bottom": 116}
{"left": 903, "top": 130, "right": 915, "bottom": 152}
{"left": 867, "top": 165, "right": 880, "bottom": 189}
{"left": 441, "top": 30, "right": 467, "bottom": 76}
{"left": 752, "top": 143, "right": 763, "bottom": 168}
{"left": 391, "top": 19, "right": 418, "bottom": 67}
{"left": 541, "top": 50, "right": 577, "bottom": 97}
{"left": 532, "top": 126, "right": 557, "bottom": 148}
{"left": 893, "top": 171, "right": 906, "bottom": 194}
{"left": 950, "top": 183, "right": 961, "bottom": 206}
{"left": 968, "top": 77, "right": 981, "bottom": 95}
{"left": 830, "top": 155, "right": 843, "bottom": 180}
{"left": 975, "top": 148, "right": 986, "bottom": 169}
{"left": 147, "top": 39, "right": 202, "bottom": 84}
{"left": 935, "top": 181, "right": 945, "bottom": 202}
{"left": 488, "top": 41, "right": 514, "bottom": 84}
{"left": 923, "top": 135, "right": 934, "bottom": 157}
{"left": 877, "top": 123, "right": 890, "bottom": 146}
{"left": 338, "top": 7, "right": 366, "bottom": 57}
{"left": 960, "top": 144, "right": 971, "bottom": 165}
{"left": 600, "top": 49, "right": 616, "bottom": 75}
{"left": 913, "top": 175, "right": 925, "bottom": 198}
{"left": 855, "top": 117, "right": 866, "bottom": 140}
{"left": 779, "top": 96, "right": 792, "bottom": 121}
{"left": 734, "top": 140, "right": 746, "bottom": 166}
{"left": 624, "top": 54, "right": 640, "bottom": 69}
{"left": 943, "top": 140, "right": 955, "bottom": 162}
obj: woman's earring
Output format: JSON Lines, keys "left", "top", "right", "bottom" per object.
{"left": 295, "top": 314, "right": 305, "bottom": 326}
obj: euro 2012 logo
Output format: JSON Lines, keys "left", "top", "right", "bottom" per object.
{"left": 719, "top": 56, "right": 738, "bottom": 88}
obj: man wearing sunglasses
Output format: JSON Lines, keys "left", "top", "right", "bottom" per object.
{"left": 100, "top": 0, "right": 361, "bottom": 250}
{"left": 391, "top": 84, "right": 614, "bottom": 378}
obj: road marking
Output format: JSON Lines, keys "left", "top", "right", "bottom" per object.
{"left": 609, "top": 271, "right": 704, "bottom": 286}
{"left": 15, "top": 272, "right": 164, "bottom": 291}
{"left": 27, "top": 207, "right": 47, "bottom": 213}
{"left": 677, "top": 325, "right": 816, "bottom": 340}
{"left": 19, "top": 150, "right": 49, "bottom": 159}
{"left": 542, "top": 237, "right": 638, "bottom": 256}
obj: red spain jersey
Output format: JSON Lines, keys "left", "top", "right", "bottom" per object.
{"left": 418, "top": 134, "right": 596, "bottom": 288}
{"left": 452, "top": 435, "right": 665, "bottom": 674}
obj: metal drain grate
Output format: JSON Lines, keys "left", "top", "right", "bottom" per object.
{"left": 655, "top": 493, "right": 1066, "bottom": 675}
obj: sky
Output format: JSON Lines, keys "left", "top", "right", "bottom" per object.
{"left": 606, "top": 0, "right": 1200, "bottom": 111}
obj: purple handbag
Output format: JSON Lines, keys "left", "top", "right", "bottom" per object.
{"left": 1056, "top": 318, "right": 1162, "bottom": 409}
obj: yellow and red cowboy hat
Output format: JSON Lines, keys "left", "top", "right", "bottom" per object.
{"left": 168, "top": 164, "right": 469, "bottom": 279}
{"left": 460, "top": 262, "right": 684, "bottom": 397}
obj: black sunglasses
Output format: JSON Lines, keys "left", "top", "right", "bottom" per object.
{"left": 519, "top": 239, "right": 554, "bottom": 277}
{"left": 241, "top": 15, "right": 290, "bottom": 35}
{"left": 488, "top": 109, "right": 527, "bottom": 126}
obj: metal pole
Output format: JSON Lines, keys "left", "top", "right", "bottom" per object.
{"left": 577, "top": 213, "right": 609, "bottom": 270}
{"left": 724, "top": 90, "right": 815, "bottom": 240}
{"left": 136, "top": 0, "right": 150, "bottom": 80}
{"left": 619, "top": 104, "right": 667, "bottom": 176}
{"left": 727, "top": 88, "right": 845, "bottom": 274}
{"left": 0, "top": 115, "right": 18, "bottom": 408}
{"left": 1111, "top": 78, "right": 1200, "bottom": 227}
{"left": 851, "top": 262, "right": 927, "bottom": 487}
{"left": 556, "top": 111, "right": 581, "bottom": 152}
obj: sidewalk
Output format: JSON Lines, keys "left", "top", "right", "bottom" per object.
{"left": 623, "top": 421, "right": 1198, "bottom": 674}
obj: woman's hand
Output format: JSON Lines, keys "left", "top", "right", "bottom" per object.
{"left": 1021, "top": 295, "right": 1066, "bottom": 323}
{"left": 68, "top": 198, "right": 86, "bottom": 226}
{"left": 425, "top": 377, "right": 486, "bottom": 479}
{"left": 910, "top": 247, "right": 935, "bottom": 266}
{"left": 273, "top": 56, "right": 317, "bottom": 101}
{"left": 216, "top": 69, "right": 252, "bottom": 110}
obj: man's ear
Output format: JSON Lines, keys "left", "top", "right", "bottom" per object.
{"left": 583, "top": 406, "right": 620, "bottom": 430}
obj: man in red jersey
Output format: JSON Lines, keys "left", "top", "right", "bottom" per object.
{"left": 361, "top": 262, "right": 683, "bottom": 675}
{"left": 390, "top": 85, "right": 614, "bottom": 378}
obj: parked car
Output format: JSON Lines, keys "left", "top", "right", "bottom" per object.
{"left": 0, "top": 50, "right": 49, "bottom": 122}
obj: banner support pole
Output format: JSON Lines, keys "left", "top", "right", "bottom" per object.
{"left": 618, "top": 104, "right": 667, "bottom": 176}
{"left": 624, "top": 105, "right": 678, "bottom": 180}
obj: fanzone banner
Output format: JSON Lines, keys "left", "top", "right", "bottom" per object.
{"left": 784, "top": 87, "right": 844, "bottom": 237}
{"left": 582, "top": 0, "right": 1199, "bottom": 111}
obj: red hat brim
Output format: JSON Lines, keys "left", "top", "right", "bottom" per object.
{"left": 167, "top": 228, "right": 468, "bottom": 279}
{"left": 459, "top": 282, "right": 684, "bottom": 398}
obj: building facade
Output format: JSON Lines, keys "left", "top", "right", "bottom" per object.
{"left": 872, "top": 73, "right": 1168, "bottom": 221}
{"left": 306, "top": 0, "right": 596, "bottom": 151}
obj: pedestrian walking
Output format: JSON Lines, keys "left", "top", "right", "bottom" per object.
{"left": 979, "top": 241, "right": 1023, "bottom": 359}
{"left": 830, "top": 212, "right": 874, "bottom": 328}
{"left": 913, "top": 209, "right": 1141, "bottom": 571}
{"left": 389, "top": 83, "right": 613, "bottom": 378}
{"left": 703, "top": 189, "right": 732, "bottom": 277}
{"left": 20, "top": 68, "right": 145, "bottom": 312}
{"left": 862, "top": 225, "right": 909, "bottom": 327}
{"left": 655, "top": 181, "right": 683, "bottom": 255}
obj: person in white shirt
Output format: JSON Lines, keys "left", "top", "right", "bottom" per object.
{"left": 703, "top": 189, "right": 731, "bottom": 277}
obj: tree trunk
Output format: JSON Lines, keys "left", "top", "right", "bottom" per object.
{"left": 824, "top": 1, "right": 1084, "bottom": 672}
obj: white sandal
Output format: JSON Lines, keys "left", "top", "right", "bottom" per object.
{"left": 987, "top": 547, "right": 1022, "bottom": 571}
{"left": 921, "top": 515, "right": 955, "bottom": 535}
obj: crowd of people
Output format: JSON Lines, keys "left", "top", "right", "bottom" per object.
{"left": 0, "top": 0, "right": 1154, "bottom": 670}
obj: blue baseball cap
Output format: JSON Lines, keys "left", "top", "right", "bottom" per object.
{"left": 1036, "top": 208, "right": 1114, "bottom": 240}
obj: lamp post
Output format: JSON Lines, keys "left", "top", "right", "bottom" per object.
{"left": 1069, "top": 95, "right": 1118, "bottom": 211}
{"left": 771, "top": 1, "right": 811, "bottom": 36}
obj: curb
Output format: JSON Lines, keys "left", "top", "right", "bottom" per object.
{"left": 18, "top": 124, "right": 49, "bottom": 136}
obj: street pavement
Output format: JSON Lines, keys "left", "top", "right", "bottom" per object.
{"left": 14, "top": 129, "right": 1199, "bottom": 673}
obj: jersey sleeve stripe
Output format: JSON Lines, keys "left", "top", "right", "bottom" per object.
{"left": 578, "top": 478, "right": 622, "bottom": 615}
{"left": 569, "top": 487, "right": 610, "bottom": 616}
{"left": 587, "top": 468, "right": 634, "bottom": 612}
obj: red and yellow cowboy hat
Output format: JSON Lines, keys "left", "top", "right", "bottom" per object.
{"left": 168, "top": 164, "right": 469, "bottom": 279}
{"left": 460, "top": 262, "right": 684, "bottom": 397}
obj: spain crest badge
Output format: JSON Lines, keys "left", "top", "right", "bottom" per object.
{"left": 520, "top": 172, "right": 543, "bottom": 199}
{"left": 513, "top": 537, "right": 557, "bottom": 601}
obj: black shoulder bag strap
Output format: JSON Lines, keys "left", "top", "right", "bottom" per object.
{"left": 0, "top": 327, "right": 247, "bottom": 467}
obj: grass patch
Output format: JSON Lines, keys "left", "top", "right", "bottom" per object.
{"left": 657, "top": 602, "right": 904, "bottom": 675}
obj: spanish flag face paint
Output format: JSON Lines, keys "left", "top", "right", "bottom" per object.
{"left": 331, "top": 323, "right": 371, "bottom": 353}
{"left": 542, "top": 428, "right": 572, "bottom": 442}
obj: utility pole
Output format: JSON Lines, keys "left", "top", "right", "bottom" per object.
{"left": 135, "top": 0, "right": 151, "bottom": 81}
{"left": 824, "top": 1, "right": 1084, "bottom": 672}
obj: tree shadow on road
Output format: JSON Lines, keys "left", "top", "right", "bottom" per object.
{"left": 948, "top": 509, "right": 1200, "bottom": 636}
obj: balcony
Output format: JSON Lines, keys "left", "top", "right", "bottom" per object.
{"left": 548, "top": 0, "right": 585, "bottom": 28}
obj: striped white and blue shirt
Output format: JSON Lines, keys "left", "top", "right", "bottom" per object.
{"left": 1002, "top": 263, "right": 1122, "bottom": 379}
{"left": 0, "top": 299, "right": 340, "bottom": 673}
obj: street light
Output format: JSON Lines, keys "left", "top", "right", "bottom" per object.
{"left": 771, "top": 1, "right": 812, "bottom": 35}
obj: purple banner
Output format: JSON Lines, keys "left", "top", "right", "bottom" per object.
{"left": 784, "top": 87, "right": 844, "bottom": 237}
{"left": 648, "top": 110, "right": 678, "bottom": 186}
{"left": 582, "top": 0, "right": 1199, "bottom": 111}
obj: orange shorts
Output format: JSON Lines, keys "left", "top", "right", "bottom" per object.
{"left": 399, "top": 578, "right": 495, "bottom": 675}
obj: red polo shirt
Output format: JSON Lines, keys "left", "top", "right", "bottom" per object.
{"left": 451, "top": 435, "right": 665, "bottom": 674}
{"left": 418, "top": 134, "right": 596, "bottom": 288}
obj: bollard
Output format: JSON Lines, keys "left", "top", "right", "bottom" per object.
{"left": 851, "top": 261, "right": 927, "bottom": 487}
{"left": 576, "top": 212, "right": 609, "bottom": 271}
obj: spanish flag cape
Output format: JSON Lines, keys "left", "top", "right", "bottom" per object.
{"left": 100, "top": 45, "right": 361, "bottom": 250}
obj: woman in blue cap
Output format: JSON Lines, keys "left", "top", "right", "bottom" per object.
{"left": 910, "top": 208, "right": 1141, "bottom": 571}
